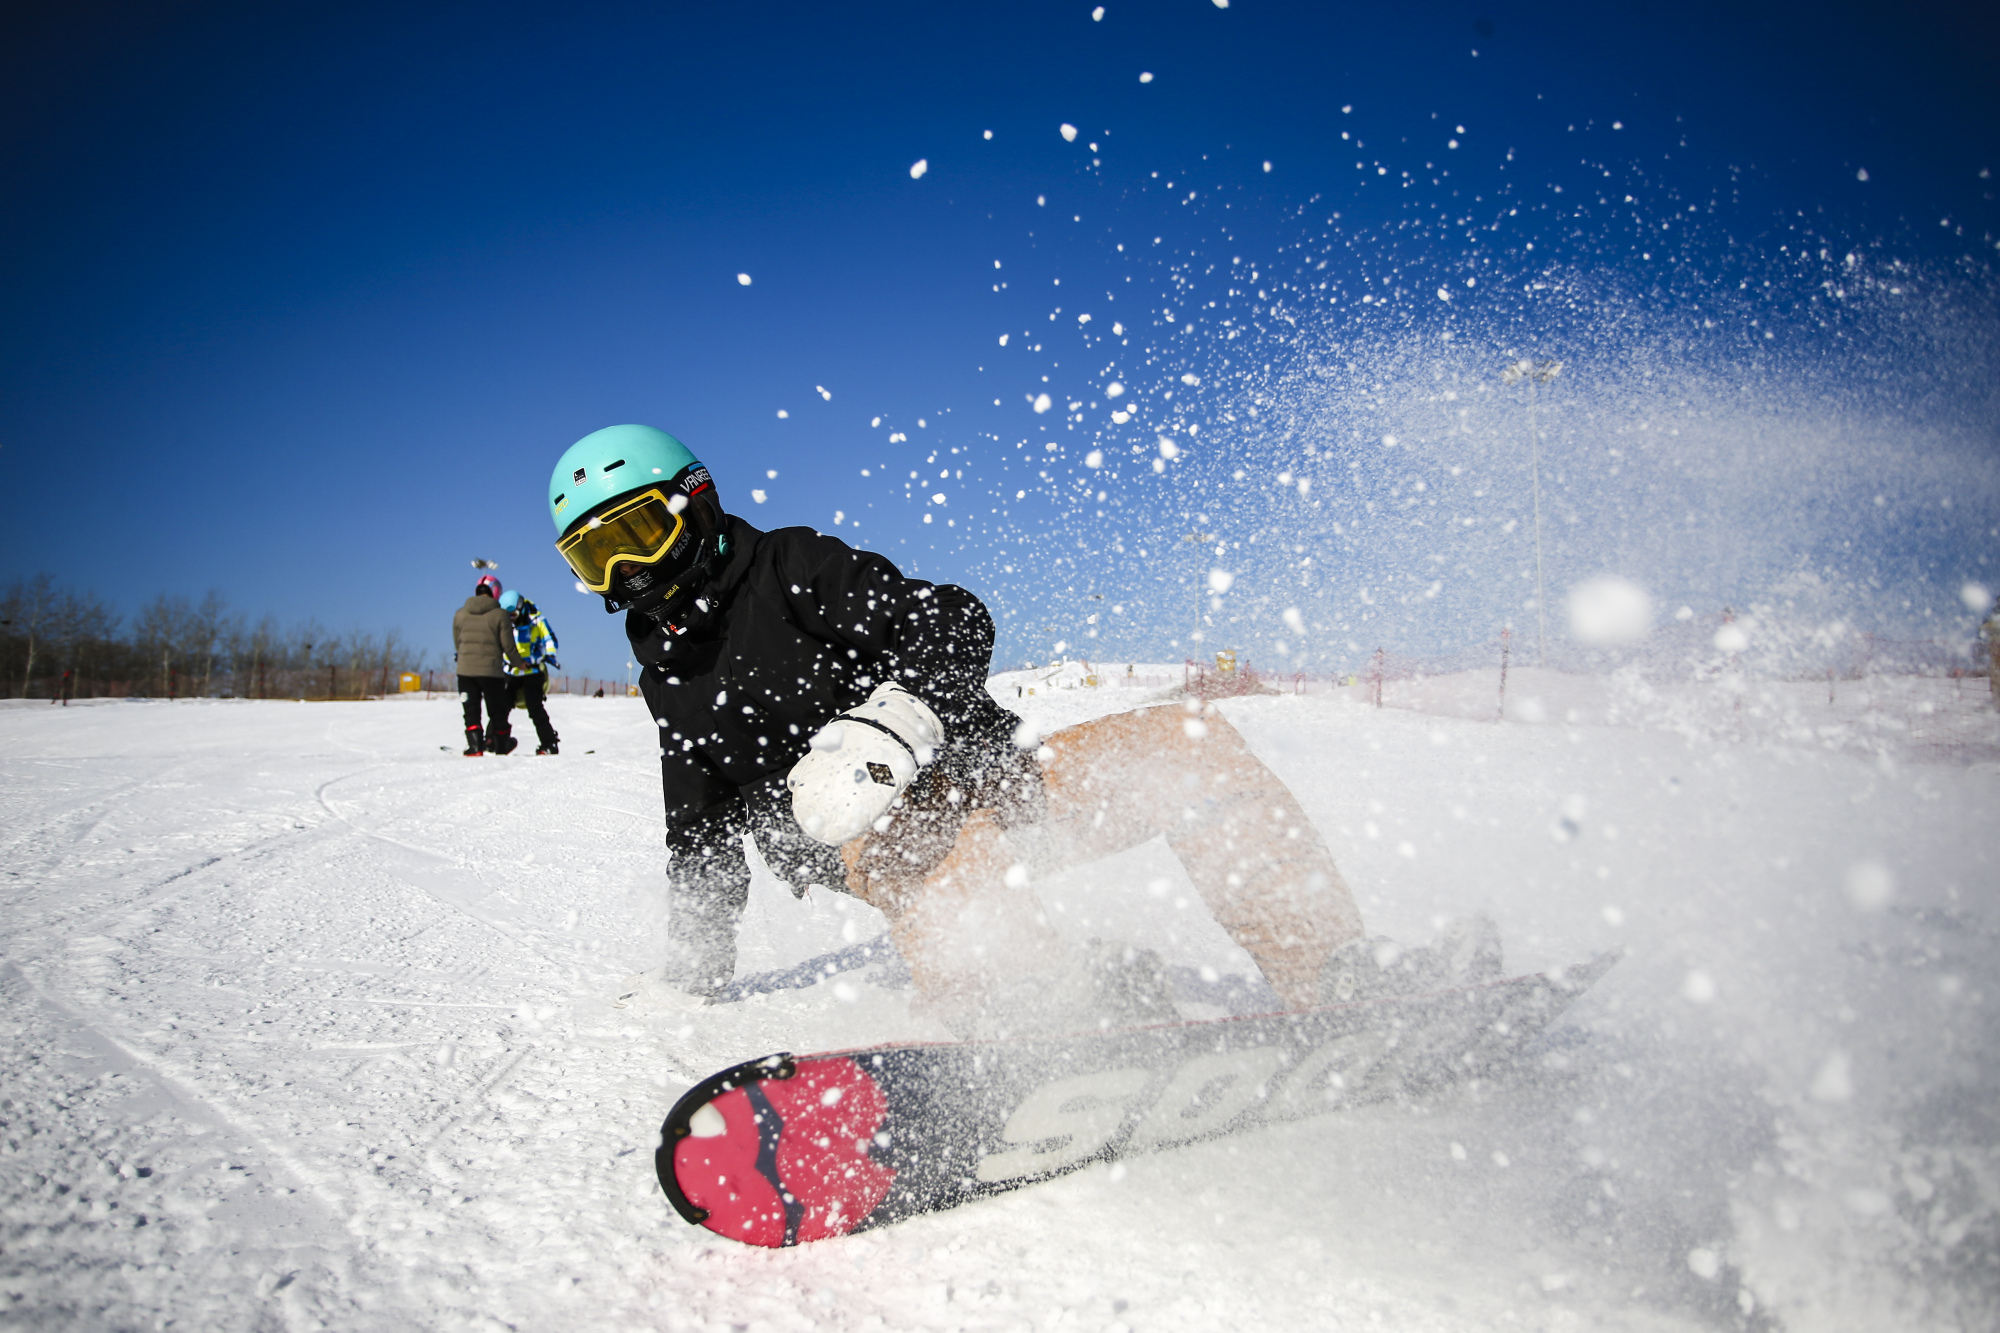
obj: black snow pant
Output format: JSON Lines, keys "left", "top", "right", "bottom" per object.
{"left": 510, "top": 671, "right": 558, "bottom": 749}
{"left": 458, "top": 675, "right": 512, "bottom": 745}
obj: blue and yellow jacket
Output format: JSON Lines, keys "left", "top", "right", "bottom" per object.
{"left": 505, "top": 606, "right": 561, "bottom": 677}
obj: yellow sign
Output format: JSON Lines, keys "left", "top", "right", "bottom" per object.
{"left": 398, "top": 672, "right": 422, "bottom": 692}
{"left": 1215, "top": 650, "right": 1237, "bottom": 675}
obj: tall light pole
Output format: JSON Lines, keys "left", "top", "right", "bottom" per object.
{"left": 1501, "top": 357, "right": 1562, "bottom": 666}
{"left": 1182, "top": 530, "right": 1214, "bottom": 642}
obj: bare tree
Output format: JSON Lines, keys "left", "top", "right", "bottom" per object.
{"left": 4, "top": 578, "right": 421, "bottom": 702}
{"left": 6, "top": 574, "right": 56, "bottom": 698}
{"left": 190, "top": 590, "right": 230, "bottom": 697}
{"left": 133, "top": 593, "right": 192, "bottom": 698}
{"left": 55, "top": 589, "right": 120, "bottom": 697}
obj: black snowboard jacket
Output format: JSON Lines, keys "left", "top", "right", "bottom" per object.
{"left": 627, "top": 516, "right": 1022, "bottom": 892}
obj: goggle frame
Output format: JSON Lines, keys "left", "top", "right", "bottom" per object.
{"left": 555, "top": 487, "right": 689, "bottom": 593}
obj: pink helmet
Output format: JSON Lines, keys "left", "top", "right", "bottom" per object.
{"left": 475, "top": 574, "right": 503, "bottom": 598}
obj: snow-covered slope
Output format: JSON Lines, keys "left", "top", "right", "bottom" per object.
{"left": 2, "top": 685, "right": 1994, "bottom": 1331}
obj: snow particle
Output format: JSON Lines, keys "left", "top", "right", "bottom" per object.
{"left": 1180, "top": 373, "right": 1201, "bottom": 386}
{"left": 1060, "top": 124, "right": 1079, "bottom": 143}
{"left": 1092, "top": 4, "right": 1104, "bottom": 17}
{"left": 1960, "top": 582, "right": 1993, "bottom": 614}
{"left": 736, "top": 272, "right": 752, "bottom": 286}
{"left": 1844, "top": 861, "right": 1895, "bottom": 912}
{"left": 1844, "top": 1188, "right": 1891, "bottom": 1216}
{"left": 998, "top": 333, "right": 1009, "bottom": 346}
{"left": 1139, "top": 71, "right": 1154, "bottom": 83}
{"left": 1004, "top": 863, "right": 1031, "bottom": 888}
{"left": 775, "top": 410, "right": 788, "bottom": 419}
{"left": 1687, "top": 1248, "right": 1721, "bottom": 1280}
{"left": 1567, "top": 575, "right": 1653, "bottom": 645}
{"left": 1262, "top": 160, "right": 1273, "bottom": 173}
{"left": 1681, "top": 971, "right": 1716, "bottom": 1004}
{"left": 1810, "top": 1051, "right": 1854, "bottom": 1102}
{"left": 1105, "top": 382, "right": 1125, "bottom": 397}
{"left": 1449, "top": 1142, "right": 1467, "bottom": 1161}
{"left": 1033, "top": 393, "right": 1053, "bottom": 414}
{"left": 750, "top": 489, "right": 768, "bottom": 504}
{"left": 1713, "top": 623, "right": 1750, "bottom": 653}
{"left": 1183, "top": 718, "right": 1209, "bottom": 739}
{"left": 1856, "top": 167, "right": 1869, "bottom": 182}
{"left": 910, "top": 159, "right": 929, "bottom": 179}
{"left": 983, "top": 129, "right": 993, "bottom": 140}
{"left": 1207, "top": 569, "right": 1234, "bottom": 594}
{"left": 1085, "top": 450, "right": 1104, "bottom": 468}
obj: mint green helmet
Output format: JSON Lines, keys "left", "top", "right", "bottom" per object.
{"left": 547, "top": 424, "right": 702, "bottom": 538}
{"left": 548, "top": 423, "right": 728, "bottom": 619}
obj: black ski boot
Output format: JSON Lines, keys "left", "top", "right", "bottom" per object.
{"left": 462, "top": 725, "right": 485, "bottom": 757}
{"left": 486, "top": 724, "right": 519, "bottom": 756}
{"left": 535, "top": 739, "right": 559, "bottom": 755}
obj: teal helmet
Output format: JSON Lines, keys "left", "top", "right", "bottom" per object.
{"left": 548, "top": 424, "right": 729, "bottom": 621}
{"left": 548, "top": 424, "right": 701, "bottom": 536}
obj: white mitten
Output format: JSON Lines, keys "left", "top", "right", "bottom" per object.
{"left": 787, "top": 684, "right": 946, "bottom": 845}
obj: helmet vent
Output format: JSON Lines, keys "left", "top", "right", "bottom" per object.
{"left": 553, "top": 493, "right": 565, "bottom": 507}
{"left": 603, "top": 459, "right": 626, "bottom": 472}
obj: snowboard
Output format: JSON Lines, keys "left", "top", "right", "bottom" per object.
{"left": 654, "top": 952, "right": 1618, "bottom": 1247}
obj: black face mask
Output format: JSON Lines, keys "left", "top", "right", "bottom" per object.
{"left": 609, "top": 532, "right": 728, "bottom": 635}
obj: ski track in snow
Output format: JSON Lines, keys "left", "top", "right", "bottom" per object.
{"left": 2, "top": 685, "right": 1995, "bottom": 1331}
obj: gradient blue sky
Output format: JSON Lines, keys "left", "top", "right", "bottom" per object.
{"left": 3, "top": 0, "right": 1995, "bottom": 678}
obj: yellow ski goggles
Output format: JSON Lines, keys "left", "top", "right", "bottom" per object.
{"left": 556, "top": 488, "right": 690, "bottom": 593}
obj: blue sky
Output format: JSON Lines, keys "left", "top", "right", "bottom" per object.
{"left": 3, "top": 0, "right": 1995, "bottom": 678}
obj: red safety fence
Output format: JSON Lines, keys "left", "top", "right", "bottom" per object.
{"left": 1069, "top": 615, "right": 1998, "bottom": 766}
{"left": 417, "top": 672, "right": 638, "bottom": 699}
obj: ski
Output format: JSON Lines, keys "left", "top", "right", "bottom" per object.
{"left": 654, "top": 951, "right": 1619, "bottom": 1247}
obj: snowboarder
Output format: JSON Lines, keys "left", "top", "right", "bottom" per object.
{"left": 452, "top": 575, "right": 526, "bottom": 755}
{"left": 548, "top": 424, "right": 1449, "bottom": 1035}
{"left": 499, "top": 590, "right": 563, "bottom": 754}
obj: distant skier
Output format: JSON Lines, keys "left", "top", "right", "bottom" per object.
{"left": 499, "top": 589, "right": 562, "bottom": 755}
{"left": 546, "top": 424, "right": 1486, "bottom": 1034}
{"left": 452, "top": 575, "right": 526, "bottom": 755}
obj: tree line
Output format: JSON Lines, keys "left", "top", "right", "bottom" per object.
{"left": 0, "top": 574, "right": 428, "bottom": 701}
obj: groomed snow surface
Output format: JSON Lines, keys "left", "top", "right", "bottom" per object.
{"left": 3, "top": 673, "right": 1995, "bottom": 1332}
